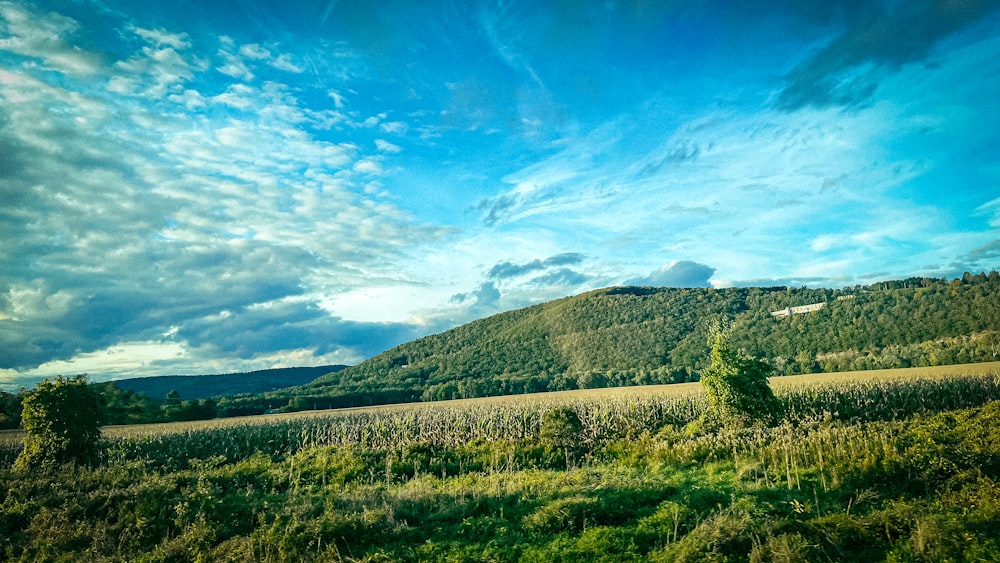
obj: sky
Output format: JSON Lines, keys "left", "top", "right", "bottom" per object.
{"left": 2, "top": 0, "right": 999, "bottom": 391}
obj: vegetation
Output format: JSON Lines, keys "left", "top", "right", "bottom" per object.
{"left": 2, "top": 368, "right": 1000, "bottom": 561}
{"left": 0, "top": 391, "right": 20, "bottom": 430}
{"left": 112, "top": 365, "right": 346, "bottom": 400}
{"left": 700, "top": 321, "right": 781, "bottom": 428}
{"left": 3, "top": 275, "right": 998, "bottom": 559}
{"left": 14, "top": 376, "right": 104, "bottom": 471}
{"left": 264, "top": 272, "right": 1000, "bottom": 414}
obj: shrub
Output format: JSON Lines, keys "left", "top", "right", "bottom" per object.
{"left": 700, "top": 321, "right": 782, "bottom": 427}
{"left": 540, "top": 407, "right": 582, "bottom": 448}
{"left": 541, "top": 406, "right": 584, "bottom": 467}
{"left": 15, "top": 375, "right": 105, "bottom": 471}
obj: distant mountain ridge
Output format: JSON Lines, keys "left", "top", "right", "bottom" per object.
{"left": 113, "top": 365, "right": 347, "bottom": 400}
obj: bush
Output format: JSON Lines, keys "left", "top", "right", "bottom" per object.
{"left": 540, "top": 407, "right": 584, "bottom": 467}
{"left": 540, "top": 407, "right": 583, "bottom": 450}
{"left": 15, "top": 375, "right": 105, "bottom": 471}
{"left": 700, "top": 321, "right": 782, "bottom": 427}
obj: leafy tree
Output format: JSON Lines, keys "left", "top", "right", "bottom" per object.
{"left": 95, "top": 382, "right": 165, "bottom": 425}
{"left": 0, "top": 390, "right": 21, "bottom": 430}
{"left": 15, "top": 375, "right": 105, "bottom": 470}
{"left": 700, "top": 321, "right": 782, "bottom": 426}
{"left": 540, "top": 407, "right": 584, "bottom": 466}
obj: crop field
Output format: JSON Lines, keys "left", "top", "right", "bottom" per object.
{"left": 2, "top": 361, "right": 998, "bottom": 450}
{"left": 3, "top": 362, "right": 999, "bottom": 471}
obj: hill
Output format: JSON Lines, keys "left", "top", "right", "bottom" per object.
{"left": 112, "top": 365, "right": 346, "bottom": 400}
{"left": 232, "top": 272, "right": 999, "bottom": 413}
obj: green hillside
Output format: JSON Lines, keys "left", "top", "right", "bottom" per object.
{"left": 240, "top": 272, "right": 1000, "bottom": 413}
{"left": 112, "top": 365, "right": 347, "bottom": 400}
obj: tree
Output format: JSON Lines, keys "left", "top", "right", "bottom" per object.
{"left": 700, "top": 321, "right": 782, "bottom": 426}
{"left": 540, "top": 406, "right": 584, "bottom": 467}
{"left": 166, "top": 389, "right": 181, "bottom": 405}
{"left": 15, "top": 375, "right": 105, "bottom": 471}
{"left": 0, "top": 391, "right": 22, "bottom": 430}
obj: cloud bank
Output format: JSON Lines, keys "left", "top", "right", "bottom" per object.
{"left": 627, "top": 262, "right": 716, "bottom": 288}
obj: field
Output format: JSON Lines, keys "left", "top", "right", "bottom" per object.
{"left": 3, "top": 362, "right": 1000, "bottom": 561}
{"left": 5, "top": 362, "right": 995, "bottom": 447}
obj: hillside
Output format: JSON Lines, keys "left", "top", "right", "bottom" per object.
{"left": 238, "top": 272, "right": 1000, "bottom": 412}
{"left": 112, "top": 365, "right": 346, "bottom": 400}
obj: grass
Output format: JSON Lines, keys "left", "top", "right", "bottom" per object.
{"left": 3, "top": 362, "right": 1000, "bottom": 561}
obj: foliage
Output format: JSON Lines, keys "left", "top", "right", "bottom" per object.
{"left": 0, "top": 391, "right": 21, "bottom": 430}
{"left": 2, "top": 370, "right": 1000, "bottom": 561}
{"left": 540, "top": 407, "right": 584, "bottom": 466}
{"left": 700, "top": 321, "right": 782, "bottom": 427}
{"left": 265, "top": 272, "right": 1000, "bottom": 414}
{"left": 14, "top": 375, "right": 105, "bottom": 471}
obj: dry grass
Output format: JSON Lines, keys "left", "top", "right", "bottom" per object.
{"left": 767, "top": 361, "right": 1000, "bottom": 387}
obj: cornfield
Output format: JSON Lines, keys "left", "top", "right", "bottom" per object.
{"left": 2, "top": 364, "right": 998, "bottom": 470}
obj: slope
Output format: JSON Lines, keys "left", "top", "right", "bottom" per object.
{"left": 113, "top": 365, "right": 347, "bottom": 400}
{"left": 246, "top": 273, "right": 999, "bottom": 412}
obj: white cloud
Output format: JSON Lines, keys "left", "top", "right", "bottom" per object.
{"left": 132, "top": 26, "right": 191, "bottom": 50}
{"left": 167, "top": 88, "right": 206, "bottom": 109}
{"left": 216, "top": 53, "right": 253, "bottom": 80}
{"left": 380, "top": 121, "right": 408, "bottom": 134}
{"left": 5, "top": 0, "right": 995, "bottom": 382}
{"left": 270, "top": 53, "right": 302, "bottom": 73}
{"left": 353, "top": 159, "right": 382, "bottom": 174}
{"left": 0, "top": 11, "right": 445, "bottom": 378}
{"left": 319, "top": 286, "right": 432, "bottom": 324}
{"left": 239, "top": 43, "right": 270, "bottom": 60}
{"left": 2, "top": 284, "right": 75, "bottom": 322}
{"left": 110, "top": 34, "right": 204, "bottom": 98}
{"left": 328, "top": 90, "right": 346, "bottom": 109}
{"left": 375, "top": 139, "right": 402, "bottom": 153}
{"left": 810, "top": 235, "right": 841, "bottom": 252}
{"left": 26, "top": 341, "right": 188, "bottom": 381}
{"left": 208, "top": 82, "right": 259, "bottom": 108}
{"left": 0, "top": 1, "right": 102, "bottom": 75}
{"left": 978, "top": 196, "right": 1000, "bottom": 228}
{"left": 472, "top": 95, "right": 965, "bottom": 285}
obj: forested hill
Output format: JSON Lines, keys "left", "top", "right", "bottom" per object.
{"left": 113, "top": 365, "right": 347, "bottom": 400}
{"left": 285, "top": 273, "right": 999, "bottom": 407}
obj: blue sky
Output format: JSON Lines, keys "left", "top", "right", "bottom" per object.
{"left": 2, "top": 0, "right": 999, "bottom": 390}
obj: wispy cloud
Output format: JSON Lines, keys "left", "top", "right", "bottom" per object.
{"left": 777, "top": 0, "right": 1000, "bottom": 109}
{"left": 2, "top": 0, "right": 998, "bottom": 388}
{"left": 487, "top": 253, "right": 585, "bottom": 280}
{"left": 109, "top": 26, "right": 204, "bottom": 97}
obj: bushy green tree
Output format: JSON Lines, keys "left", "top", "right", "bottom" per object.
{"left": 0, "top": 390, "right": 22, "bottom": 430}
{"left": 540, "top": 406, "right": 583, "bottom": 466}
{"left": 700, "top": 321, "right": 782, "bottom": 426}
{"left": 15, "top": 375, "right": 105, "bottom": 470}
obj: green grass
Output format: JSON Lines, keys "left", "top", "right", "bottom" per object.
{"left": 2, "top": 362, "right": 1000, "bottom": 561}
